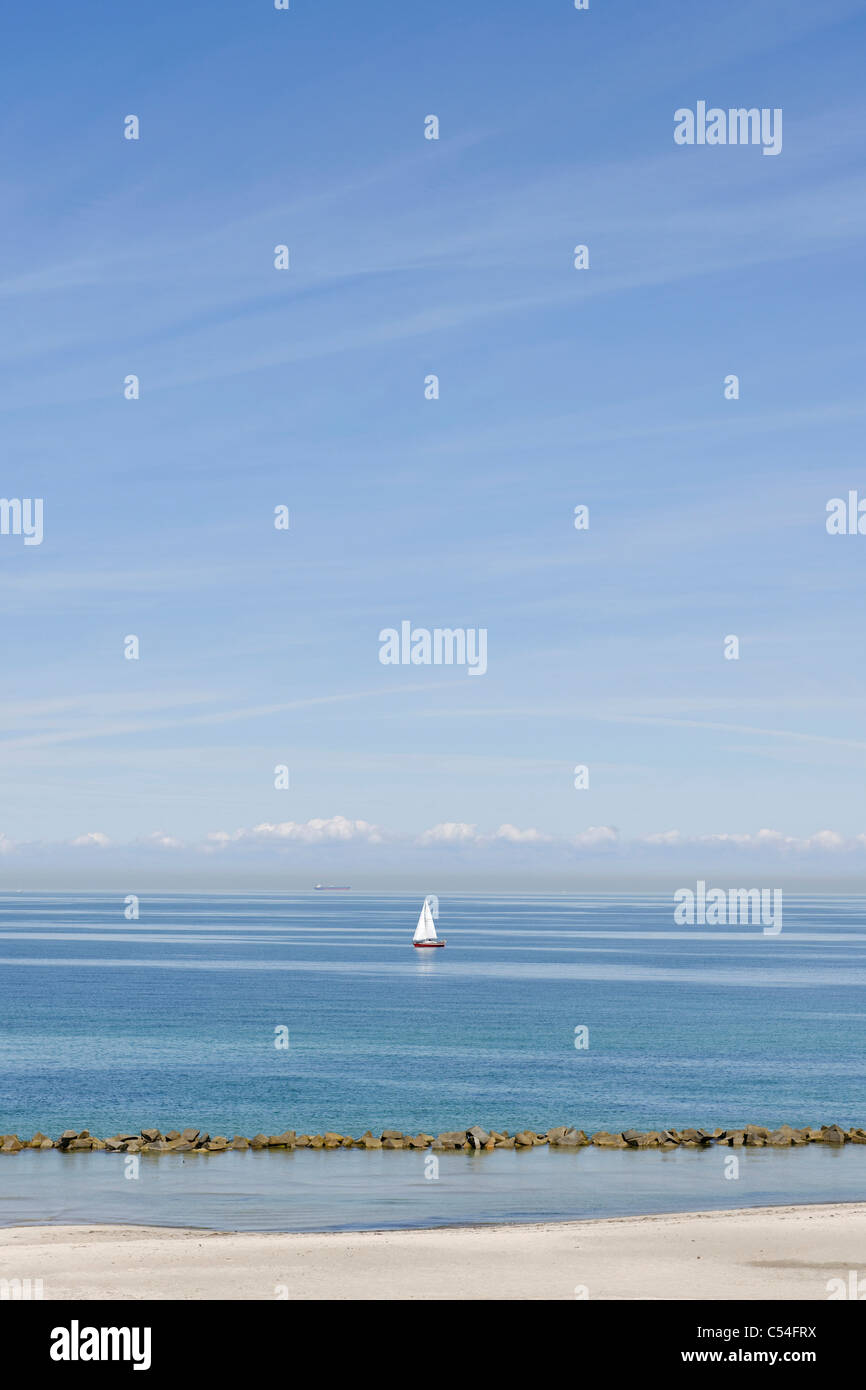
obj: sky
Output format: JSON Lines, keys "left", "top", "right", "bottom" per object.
{"left": 2, "top": 0, "right": 866, "bottom": 887}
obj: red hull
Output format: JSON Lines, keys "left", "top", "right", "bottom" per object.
{"left": 413, "top": 941, "right": 446, "bottom": 948}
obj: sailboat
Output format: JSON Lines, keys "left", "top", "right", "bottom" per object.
{"left": 412, "top": 895, "right": 445, "bottom": 948}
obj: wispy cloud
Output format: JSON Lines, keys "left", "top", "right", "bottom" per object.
{"left": 0, "top": 684, "right": 442, "bottom": 751}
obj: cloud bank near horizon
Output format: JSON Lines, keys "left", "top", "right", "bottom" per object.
{"left": 3, "top": 817, "right": 866, "bottom": 871}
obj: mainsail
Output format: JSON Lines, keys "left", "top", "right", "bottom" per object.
{"left": 413, "top": 897, "right": 438, "bottom": 943}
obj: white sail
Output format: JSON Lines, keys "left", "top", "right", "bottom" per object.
{"left": 413, "top": 897, "right": 437, "bottom": 942}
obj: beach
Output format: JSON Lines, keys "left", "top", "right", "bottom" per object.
{"left": 3, "top": 1202, "right": 863, "bottom": 1300}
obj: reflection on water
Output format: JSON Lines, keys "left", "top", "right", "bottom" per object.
{"left": 1, "top": 1145, "right": 864, "bottom": 1233}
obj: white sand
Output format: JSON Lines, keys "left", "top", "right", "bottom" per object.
{"left": 2, "top": 1203, "right": 863, "bottom": 1300}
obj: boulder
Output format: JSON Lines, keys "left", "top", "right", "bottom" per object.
{"left": 141, "top": 1139, "right": 170, "bottom": 1153}
{"left": 308, "top": 1136, "right": 324, "bottom": 1149}
{"left": 181, "top": 1129, "right": 200, "bottom": 1144}
{"left": 165, "top": 1131, "right": 181, "bottom": 1142}
{"left": 632, "top": 1132, "right": 662, "bottom": 1149}
{"left": 231, "top": 1136, "right": 249, "bottom": 1150}
{"left": 767, "top": 1129, "right": 793, "bottom": 1146}
{"left": 59, "top": 1130, "right": 78, "bottom": 1145}
{"left": 494, "top": 1136, "right": 515, "bottom": 1149}
{"left": 514, "top": 1131, "right": 538, "bottom": 1147}
{"left": 406, "top": 1134, "right": 432, "bottom": 1148}
{"left": 1, "top": 1137, "right": 23, "bottom": 1153}
{"left": 382, "top": 1138, "right": 404, "bottom": 1149}
{"left": 821, "top": 1124, "right": 847, "bottom": 1145}
{"left": 466, "top": 1125, "right": 491, "bottom": 1149}
{"left": 358, "top": 1134, "right": 381, "bottom": 1149}
{"left": 271, "top": 1131, "right": 295, "bottom": 1147}
{"left": 661, "top": 1130, "right": 681, "bottom": 1145}
{"left": 546, "top": 1126, "right": 573, "bottom": 1144}
{"left": 194, "top": 1133, "right": 211, "bottom": 1148}
{"left": 249, "top": 1134, "right": 269, "bottom": 1149}
{"left": 169, "top": 1140, "right": 196, "bottom": 1152}
{"left": 39, "top": 1139, "right": 54, "bottom": 1150}
{"left": 381, "top": 1130, "right": 404, "bottom": 1141}
{"left": 67, "top": 1137, "right": 93, "bottom": 1151}
{"left": 140, "top": 1128, "right": 161, "bottom": 1143}
{"left": 206, "top": 1136, "right": 228, "bottom": 1151}
{"left": 323, "top": 1132, "right": 343, "bottom": 1147}
{"left": 744, "top": 1126, "right": 769, "bottom": 1147}
{"left": 549, "top": 1129, "right": 588, "bottom": 1148}
{"left": 847, "top": 1128, "right": 866, "bottom": 1144}
{"left": 591, "top": 1131, "right": 628, "bottom": 1149}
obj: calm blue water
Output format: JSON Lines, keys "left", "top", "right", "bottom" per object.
{"left": 3, "top": 1145, "right": 865, "bottom": 1233}
{"left": 0, "top": 892, "right": 864, "bottom": 1228}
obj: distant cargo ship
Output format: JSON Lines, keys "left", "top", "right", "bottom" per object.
{"left": 314, "top": 884, "right": 351, "bottom": 891}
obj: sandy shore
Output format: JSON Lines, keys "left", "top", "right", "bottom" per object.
{"left": 2, "top": 1202, "right": 863, "bottom": 1300}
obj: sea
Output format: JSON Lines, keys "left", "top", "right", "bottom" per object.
{"left": 0, "top": 891, "right": 864, "bottom": 1232}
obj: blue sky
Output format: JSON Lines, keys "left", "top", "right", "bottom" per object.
{"left": 2, "top": 0, "right": 866, "bottom": 886}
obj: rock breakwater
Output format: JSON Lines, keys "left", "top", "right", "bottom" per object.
{"left": 1, "top": 1122, "right": 863, "bottom": 1154}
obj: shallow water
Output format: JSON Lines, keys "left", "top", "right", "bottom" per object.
{"left": 2, "top": 1145, "right": 865, "bottom": 1233}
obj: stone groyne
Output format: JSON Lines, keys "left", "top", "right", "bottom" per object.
{"left": 0, "top": 1122, "right": 863, "bottom": 1153}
